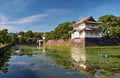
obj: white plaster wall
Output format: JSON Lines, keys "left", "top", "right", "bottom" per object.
{"left": 85, "top": 32, "right": 101, "bottom": 38}
{"left": 71, "top": 23, "right": 101, "bottom": 39}
{"left": 85, "top": 24, "right": 101, "bottom": 38}
{"left": 80, "top": 31, "right": 85, "bottom": 38}
{"left": 87, "top": 25, "right": 98, "bottom": 29}
{"left": 71, "top": 31, "right": 80, "bottom": 39}
{"left": 78, "top": 23, "right": 85, "bottom": 30}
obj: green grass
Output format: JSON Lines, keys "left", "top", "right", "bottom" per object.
{"left": 0, "top": 43, "right": 9, "bottom": 48}
{"left": 86, "top": 46, "right": 120, "bottom": 76}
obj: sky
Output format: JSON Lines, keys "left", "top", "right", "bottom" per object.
{"left": 0, "top": 0, "right": 120, "bottom": 32}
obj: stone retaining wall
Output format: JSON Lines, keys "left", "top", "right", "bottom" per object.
{"left": 45, "top": 39, "right": 72, "bottom": 46}
{"left": 45, "top": 38, "right": 120, "bottom": 46}
{"left": 85, "top": 38, "right": 120, "bottom": 46}
{"left": 71, "top": 38, "right": 85, "bottom": 46}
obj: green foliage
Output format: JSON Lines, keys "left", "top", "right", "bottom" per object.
{"left": 0, "top": 29, "right": 9, "bottom": 44}
{"left": 0, "top": 29, "right": 19, "bottom": 45}
{"left": 18, "top": 31, "right": 25, "bottom": 36}
{"left": 0, "top": 29, "right": 44, "bottom": 45}
{"left": 9, "top": 33, "right": 18, "bottom": 43}
{"left": 45, "top": 31, "right": 54, "bottom": 41}
{"left": 19, "top": 37, "right": 26, "bottom": 43}
{"left": 18, "top": 30, "right": 43, "bottom": 44}
{"left": 98, "top": 15, "right": 120, "bottom": 38}
{"left": 33, "top": 32, "right": 42, "bottom": 39}
{"left": 24, "top": 30, "right": 33, "bottom": 38}
{"left": 0, "top": 46, "right": 14, "bottom": 73}
{"left": 45, "top": 22, "right": 73, "bottom": 41}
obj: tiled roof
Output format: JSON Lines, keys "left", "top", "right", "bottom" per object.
{"left": 73, "top": 16, "right": 100, "bottom": 26}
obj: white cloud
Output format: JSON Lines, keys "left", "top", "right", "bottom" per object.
{"left": 0, "top": 14, "right": 48, "bottom": 25}
{"left": 0, "top": 25, "right": 20, "bottom": 32}
{"left": 0, "top": 9, "right": 70, "bottom": 32}
{"left": 14, "top": 14, "right": 48, "bottom": 24}
{"left": 0, "top": 9, "right": 69, "bottom": 24}
{"left": 45, "top": 9, "right": 71, "bottom": 15}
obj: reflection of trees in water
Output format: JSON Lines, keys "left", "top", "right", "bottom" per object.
{"left": 0, "top": 45, "right": 45, "bottom": 74}
{"left": 13, "top": 45, "right": 45, "bottom": 56}
{"left": 45, "top": 47, "right": 73, "bottom": 69}
{"left": 0, "top": 48, "right": 14, "bottom": 73}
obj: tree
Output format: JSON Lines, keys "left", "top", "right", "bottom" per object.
{"left": 0, "top": 29, "right": 9, "bottom": 44}
{"left": 98, "top": 15, "right": 120, "bottom": 38}
{"left": 18, "top": 30, "right": 43, "bottom": 44}
{"left": 9, "top": 33, "right": 18, "bottom": 43}
{"left": 45, "top": 31, "right": 54, "bottom": 41}
{"left": 24, "top": 30, "right": 33, "bottom": 38}
{"left": 33, "top": 32, "right": 42, "bottom": 39}
{"left": 45, "top": 22, "right": 73, "bottom": 41}
{"left": 19, "top": 37, "right": 26, "bottom": 44}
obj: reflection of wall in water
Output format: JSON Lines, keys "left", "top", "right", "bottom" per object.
{"left": 71, "top": 47, "right": 86, "bottom": 69}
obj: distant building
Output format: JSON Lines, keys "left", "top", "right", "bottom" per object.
{"left": 17, "top": 35, "right": 22, "bottom": 38}
{"left": 42, "top": 34, "right": 46, "bottom": 40}
{"left": 71, "top": 16, "right": 102, "bottom": 46}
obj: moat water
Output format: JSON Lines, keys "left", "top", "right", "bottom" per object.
{"left": 0, "top": 45, "right": 120, "bottom": 78}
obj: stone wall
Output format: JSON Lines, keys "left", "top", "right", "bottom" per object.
{"left": 45, "top": 39, "right": 72, "bottom": 46}
{"left": 71, "top": 38, "right": 85, "bottom": 46}
{"left": 85, "top": 38, "right": 120, "bottom": 46}
{"left": 45, "top": 38, "right": 120, "bottom": 46}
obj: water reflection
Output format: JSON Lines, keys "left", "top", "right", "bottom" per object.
{"left": 71, "top": 46, "right": 120, "bottom": 78}
{"left": 37, "top": 47, "right": 46, "bottom": 53}
{"left": 45, "top": 46, "right": 73, "bottom": 69}
{"left": 1, "top": 45, "right": 90, "bottom": 78}
{"left": 13, "top": 45, "right": 45, "bottom": 56}
{"left": 71, "top": 47, "right": 86, "bottom": 70}
{"left": 0, "top": 45, "right": 120, "bottom": 78}
{"left": 0, "top": 45, "right": 45, "bottom": 74}
{"left": 0, "top": 47, "right": 14, "bottom": 73}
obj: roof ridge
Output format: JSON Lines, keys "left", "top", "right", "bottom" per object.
{"left": 75, "top": 16, "right": 92, "bottom": 25}
{"left": 78, "top": 16, "right": 91, "bottom": 21}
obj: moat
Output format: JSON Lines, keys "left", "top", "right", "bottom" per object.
{"left": 0, "top": 45, "right": 120, "bottom": 78}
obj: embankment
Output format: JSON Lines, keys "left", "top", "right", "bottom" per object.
{"left": 45, "top": 39, "right": 72, "bottom": 46}
{"left": 85, "top": 38, "right": 120, "bottom": 46}
{"left": 45, "top": 38, "right": 120, "bottom": 46}
{"left": 0, "top": 43, "right": 14, "bottom": 56}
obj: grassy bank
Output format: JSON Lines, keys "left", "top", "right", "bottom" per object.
{"left": 0, "top": 44, "right": 9, "bottom": 48}
{"left": 86, "top": 46, "right": 120, "bottom": 76}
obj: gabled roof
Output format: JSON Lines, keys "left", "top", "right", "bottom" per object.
{"left": 72, "top": 16, "right": 101, "bottom": 26}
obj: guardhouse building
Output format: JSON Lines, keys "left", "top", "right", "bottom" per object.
{"left": 71, "top": 16, "right": 102, "bottom": 46}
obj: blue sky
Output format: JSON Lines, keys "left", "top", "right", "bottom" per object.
{"left": 0, "top": 0, "right": 120, "bottom": 32}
